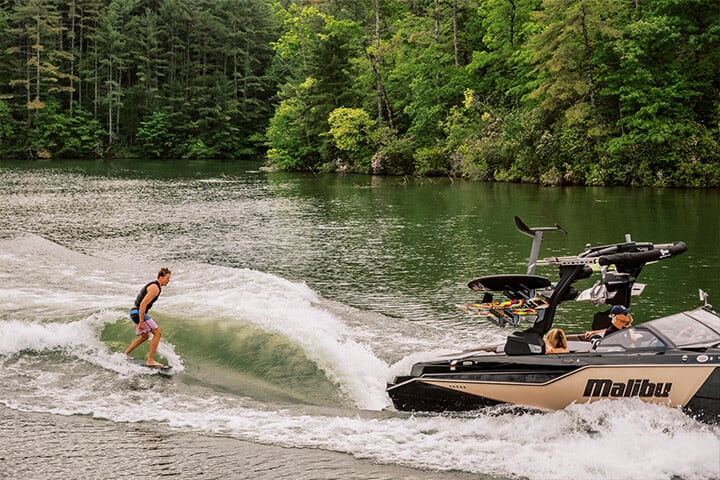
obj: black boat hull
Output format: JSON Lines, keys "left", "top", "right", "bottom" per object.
{"left": 387, "top": 361, "right": 720, "bottom": 423}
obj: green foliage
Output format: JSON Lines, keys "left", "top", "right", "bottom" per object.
{"left": 136, "top": 111, "right": 176, "bottom": 158}
{"left": 266, "top": 5, "right": 366, "bottom": 170}
{"left": 270, "top": 0, "right": 719, "bottom": 187}
{"left": 414, "top": 145, "right": 448, "bottom": 176}
{"left": 182, "top": 137, "right": 211, "bottom": 159}
{"left": 327, "top": 107, "right": 376, "bottom": 172}
{"left": 25, "top": 101, "right": 103, "bottom": 158}
{"left": 588, "top": 0, "right": 720, "bottom": 187}
{"left": 368, "top": 127, "right": 415, "bottom": 175}
{"left": 0, "top": 0, "right": 717, "bottom": 187}
{"left": 266, "top": 96, "right": 316, "bottom": 170}
{"left": 0, "top": 100, "right": 16, "bottom": 157}
{"left": 441, "top": 104, "right": 502, "bottom": 180}
{"left": 0, "top": 0, "right": 279, "bottom": 159}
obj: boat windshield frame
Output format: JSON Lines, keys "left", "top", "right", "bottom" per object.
{"left": 644, "top": 308, "right": 720, "bottom": 348}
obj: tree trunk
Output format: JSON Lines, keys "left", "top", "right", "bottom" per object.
{"left": 94, "top": 41, "right": 98, "bottom": 118}
{"left": 453, "top": 0, "right": 459, "bottom": 66}
{"left": 115, "top": 67, "right": 121, "bottom": 142}
{"left": 34, "top": 15, "right": 41, "bottom": 110}
{"left": 107, "top": 60, "right": 113, "bottom": 145}
{"left": 375, "top": 0, "right": 383, "bottom": 123}
{"left": 366, "top": 49, "right": 394, "bottom": 130}
{"left": 580, "top": 3, "right": 595, "bottom": 108}
{"left": 68, "top": 0, "right": 75, "bottom": 115}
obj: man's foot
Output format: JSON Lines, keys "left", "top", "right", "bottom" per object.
{"left": 145, "top": 360, "right": 165, "bottom": 368}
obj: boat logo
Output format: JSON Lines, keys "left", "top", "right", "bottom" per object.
{"left": 583, "top": 378, "right": 671, "bottom": 398}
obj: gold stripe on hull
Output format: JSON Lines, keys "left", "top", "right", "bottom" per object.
{"left": 420, "top": 365, "right": 716, "bottom": 410}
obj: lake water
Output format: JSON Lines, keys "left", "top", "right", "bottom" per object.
{"left": 0, "top": 159, "right": 718, "bottom": 479}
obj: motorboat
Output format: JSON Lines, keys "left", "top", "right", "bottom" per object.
{"left": 386, "top": 217, "right": 720, "bottom": 423}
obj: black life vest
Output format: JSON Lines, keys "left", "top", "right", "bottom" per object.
{"left": 133, "top": 280, "right": 161, "bottom": 311}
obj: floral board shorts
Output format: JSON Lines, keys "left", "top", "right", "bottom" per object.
{"left": 129, "top": 308, "right": 159, "bottom": 335}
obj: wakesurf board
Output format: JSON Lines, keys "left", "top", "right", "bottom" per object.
{"left": 126, "top": 356, "right": 174, "bottom": 373}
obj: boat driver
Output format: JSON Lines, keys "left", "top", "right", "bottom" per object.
{"left": 583, "top": 305, "right": 633, "bottom": 341}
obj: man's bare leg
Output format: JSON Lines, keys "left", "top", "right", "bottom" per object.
{"left": 146, "top": 329, "right": 163, "bottom": 366}
{"left": 125, "top": 333, "right": 150, "bottom": 357}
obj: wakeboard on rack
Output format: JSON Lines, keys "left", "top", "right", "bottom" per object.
{"left": 458, "top": 274, "right": 552, "bottom": 327}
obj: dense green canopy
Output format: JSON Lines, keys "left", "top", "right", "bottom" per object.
{"left": 0, "top": 0, "right": 278, "bottom": 159}
{"left": 1, "top": 0, "right": 718, "bottom": 186}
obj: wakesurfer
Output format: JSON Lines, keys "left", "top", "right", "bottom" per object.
{"left": 124, "top": 267, "right": 171, "bottom": 367}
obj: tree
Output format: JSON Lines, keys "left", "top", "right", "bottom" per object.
{"left": 603, "top": 0, "right": 720, "bottom": 186}
{"left": 266, "top": 94, "right": 317, "bottom": 170}
{"left": 6, "top": 2, "right": 52, "bottom": 107}
{"left": 529, "top": 0, "right": 621, "bottom": 115}
{"left": 470, "top": 0, "right": 538, "bottom": 106}
{"left": 136, "top": 110, "right": 176, "bottom": 158}
{"left": 29, "top": 101, "right": 102, "bottom": 158}
{"left": 267, "top": 4, "right": 365, "bottom": 169}
{"left": 3, "top": 0, "right": 80, "bottom": 157}
{"left": 516, "top": 0, "right": 622, "bottom": 183}
{"left": 95, "top": 0, "right": 134, "bottom": 148}
{"left": 0, "top": 100, "right": 17, "bottom": 157}
{"left": 10, "top": 0, "right": 66, "bottom": 114}
{"left": 327, "top": 107, "right": 376, "bottom": 171}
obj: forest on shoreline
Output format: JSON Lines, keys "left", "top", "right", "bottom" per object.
{"left": 1, "top": 0, "right": 718, "bottom": 187}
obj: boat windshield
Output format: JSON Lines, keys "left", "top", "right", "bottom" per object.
{"left": 595, "top": 309, "right": 720, "bottom": 351}
{"left": 649, "top": 310, "right": 720, "bottom": 347}
{"left": 594, "top": 327, "right": 666, "bottom": 352}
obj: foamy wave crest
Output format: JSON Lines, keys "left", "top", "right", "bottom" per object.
{"left": 7, "top": 385, "right": 717, "bottom": 480}
{"left": 0, "top": 234, "right": 387, "bottom": 407}
{"left": 0, "top": 319, "right": 96, "bottom": 356}
{"left": 154, "top": 397, "right": 720, "bottom": 480}
{"left": 0, "top": 310, "right": 184, "bottom": 375}
{"left": 164, "top": 264, "right": 390, "bottom": 409}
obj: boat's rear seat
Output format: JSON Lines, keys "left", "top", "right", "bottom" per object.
{"left": 495, "top": 339, "right": 593, "bottom": 354}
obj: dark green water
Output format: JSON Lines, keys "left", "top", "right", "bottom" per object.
{"left": 1, "top": 158, "right": 718, "bottom": 480}
{"left": 5, "top": 158, "right": 718, "bottom": 322}
{"left": 2, "top": 158, "right": 718, "bottom": 327}
{"left": 260, "top": 170, "right": 719, "bottom": 326}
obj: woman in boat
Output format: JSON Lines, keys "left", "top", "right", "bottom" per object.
{"left": 544, "top": 328, "right": 569, "bottom": 354}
